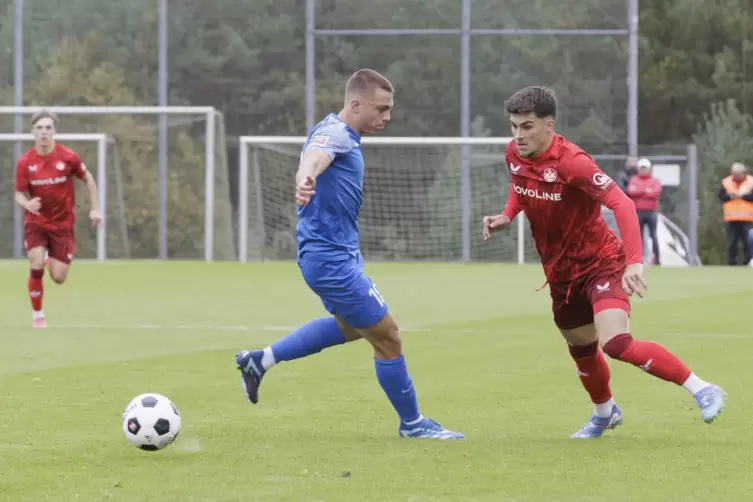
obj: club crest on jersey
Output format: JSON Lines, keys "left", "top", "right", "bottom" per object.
{"left": 543, "top": 167, "right": 557, "bottom": 183}
{"left": 56, "top": 162, "right": 66, "bottom": 171}
{"left": 592, "top": 172, "right": 612, "bottom": 188}
{"left": 312, "top": 135, "right": 328, "bottom": 146}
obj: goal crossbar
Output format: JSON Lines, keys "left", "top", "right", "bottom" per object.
{"left": 237, "top": 135, "right": 526, "bottom": 263}
{"left": 1, "top": 133, "right": 110, "bottom": 260}
{"left": 1, "top": 106, "right": 219, "bottom": 261}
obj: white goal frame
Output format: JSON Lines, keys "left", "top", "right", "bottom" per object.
{"left": 1, "top": 133, "right": 110, "bottom": 260}
{"left": 237, "top": 135, "right": 527, "bottom": 263}
{"left": 0, "top": 106, "right": 219, "bottom": 261}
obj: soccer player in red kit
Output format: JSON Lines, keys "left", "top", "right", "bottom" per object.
{"left": 14, "top": 110, "right": 102, "bottom": 328}
{"left": 482, "top": 87, "right": 726, "bottom": 438}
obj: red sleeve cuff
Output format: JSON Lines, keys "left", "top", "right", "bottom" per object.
{"left": 602, "top": 186, "right": 642, "bottom": 264}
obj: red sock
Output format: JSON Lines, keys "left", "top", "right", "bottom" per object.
{"left": 568, "top": 342, "right": 612, "bottom": 404}
{"left": 603, "top": 333, "right": 692, "bottom": 385}
{"left": 29, "top": 268, "right": 44, "bottom": 312}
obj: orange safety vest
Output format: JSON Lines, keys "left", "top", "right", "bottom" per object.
{"left": 722, "top": 174, "right": 753, "bottom": 222}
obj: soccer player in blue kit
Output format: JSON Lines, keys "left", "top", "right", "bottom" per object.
{"left": 236, "top": 69, "right": 463, "bottom": 440}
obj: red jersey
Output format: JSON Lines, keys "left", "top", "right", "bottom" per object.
{"left": 627, "top": 173, "right": 662, "bottom": 212}
{"left": 503, "top": 134, "right": 642, "bottom": 283}
{"left": 15, "top": 143, "right": 88, "bottom": 230}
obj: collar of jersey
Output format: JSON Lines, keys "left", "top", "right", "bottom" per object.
{"left": 516, "top": 134, "right": 562, "bottom": 170}
{"left": 326, "top": 112, "right": 361, "bottom": 140}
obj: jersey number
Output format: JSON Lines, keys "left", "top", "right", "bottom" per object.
{"left": 368, "top": 284, "right": 386, "bottom": 307}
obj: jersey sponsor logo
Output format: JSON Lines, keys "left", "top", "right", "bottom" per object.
{"left": 508, "top": 162, "right": 521, "bottom": 173}
{"left": 312, "top": 135, "right": 328, "bottom": 146}
{"left": 29, "top": 176, "right": 67, "bottom": 186}
{"left": 513, "top": 183, "right": 562, "bottom": 201}
{"left": 543, "top": 167, "right": 558, "bottom": 183}
{"left": 592, "top": 172, "right": 612, "bottom": 188}
{"left": 56, "top": 162, "right": 66, "bottom": 171}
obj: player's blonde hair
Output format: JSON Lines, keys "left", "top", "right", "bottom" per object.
{"left": 31, "top": 109, "right": 59, "bottom": 127}
{"left": 345, "top": 69, "right": 394, "bottom": 96}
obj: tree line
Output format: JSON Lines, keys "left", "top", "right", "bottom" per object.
{"left": 0, "top": 0, "right": 749, "bottom": 263}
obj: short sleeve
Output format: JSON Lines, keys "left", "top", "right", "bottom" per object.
{"left": 561, "top": 152, "right": 616, "bottom": 202}
{"left": 15, "top": 158, "right": 29, "bottom": 192}
{"left": 304, "top": 123, "right": 354, "bottom": 160}
{"left": 67, "top": 150, "right": 88, "bottom": 181}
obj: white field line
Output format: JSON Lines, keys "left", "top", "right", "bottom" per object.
{"left": 0, "top": 322, "right": 747, "bottom": 338}
{"left": 0, "top": 323, "right": 454, "bottom": 333}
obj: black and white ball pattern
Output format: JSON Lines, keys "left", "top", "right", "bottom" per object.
{"left": 122, "top": 393, "right": 181, "bottom": 451}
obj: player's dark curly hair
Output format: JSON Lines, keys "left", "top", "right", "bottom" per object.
{"left": 506, "top": 86, "right": 557, "bottom": 119}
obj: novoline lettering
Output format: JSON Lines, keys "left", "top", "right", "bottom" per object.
{"left": 513, "top": 183, "right": 562, "bottom": 201}
{"left": 29, "top": 176, "right": 67, "bottom": 186}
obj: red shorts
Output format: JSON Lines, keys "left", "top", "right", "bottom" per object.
{"left": 549, "top": 265, "right": 630, "bottom": 330}
{"left": 24, "top": 224, "right": 76, "bottom": 264}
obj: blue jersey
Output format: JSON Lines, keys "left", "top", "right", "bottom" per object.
{"left": 296, "top": 113, "right": 363, "bottom": 261}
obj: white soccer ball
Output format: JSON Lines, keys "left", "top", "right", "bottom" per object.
{"left": 122, "top": 393, "right": 181, "bottom": 451}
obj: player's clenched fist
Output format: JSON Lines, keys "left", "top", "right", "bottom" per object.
{"left": 482, "top": 214, "right": 511, "bottom": 240}
{"left": 621, "top": 262, "right": 648, "bottom": 298}
{"left": 26, "top": 197, "right": 42, "bottom": 215}
{"left": 296, "top": 176, "right": 316, "bottom": 206}
{"left": 89, "top": 209, "right": 102, "bottom": 227}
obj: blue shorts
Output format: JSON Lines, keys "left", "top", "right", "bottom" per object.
{"left": 298, "top": 253, "right": 388, "bottom": 329}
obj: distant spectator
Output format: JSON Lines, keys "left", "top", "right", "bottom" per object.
{"left": 618, "top": 156, "right": 638, "bottom": 193}
{"left": 627, "top": 158, "right": 662, "bottom": 265}
{"left": 719, "top": 162, "right": 753, "bottom": 265}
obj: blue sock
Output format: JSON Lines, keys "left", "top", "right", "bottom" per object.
{"left": 270, "top": 317, "right": 345, "bottom": 363}
{"left": 375, "top": 356, "right": 421, "bottom": 424}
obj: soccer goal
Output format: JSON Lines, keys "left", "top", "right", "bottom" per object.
{"left": 0, "top": 106, "right": 234, "bottom": 262}
{"left": 238, "top": 135, "right": 533, "bottom": 263}
{"left": 0, "top": 133, "right": 131, "bottom": 261}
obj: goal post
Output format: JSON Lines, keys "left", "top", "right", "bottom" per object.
{"left": 0, "top": 106, "right": 231, "bottom": 262}
{"left": 238, "top": 135, "right": 529, "bottom": 263}
{"left": 0, "top": 133, "right": 112, "bottom": 260}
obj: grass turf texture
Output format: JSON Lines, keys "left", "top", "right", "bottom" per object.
{"left": 0, "top": 261, "right": 750, "bottom": 501}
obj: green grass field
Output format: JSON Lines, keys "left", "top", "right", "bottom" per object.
{"left": 0, "top": 260, "right": 751, "bottom": 501}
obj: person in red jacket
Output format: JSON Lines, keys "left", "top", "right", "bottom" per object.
{"left": 627, "top": 158, "right": 663, "bottom": 264}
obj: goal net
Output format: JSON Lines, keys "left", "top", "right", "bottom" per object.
{"left": 0, "top": 107, "right": 234, "bottom": 261}
{"left": 238, "top": 136, "right": 535, "bottom": 263}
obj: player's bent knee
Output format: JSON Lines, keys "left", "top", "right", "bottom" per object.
{"left": 360, "top": 314, "right": 402, "bottom": 360}
{"left": 29, "top": 258, "right": 45, "bottom": 270}
{"left": 594, "top": 301, "right": 630, "bottom": 344}
{"left": 50, "top": 272, "right": 67, "bottom": 284}
{"left": 49, "top": 263, "right": 69, "bottom": 284}
{"left": 559, "top": 324, "right": 597, "bottom": 346}
{"left": 334, "top": 316, "right": 363, "bottom": 343}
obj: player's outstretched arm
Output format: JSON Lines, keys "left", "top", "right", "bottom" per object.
{"left": 14, "top": 192, "right": 41, "bottom": 215}
{"left": 564, "top": 154, "right": 646, "bottom": 296}
{"left": 14, "top": 158, "right": 40, "bottom": 215}
{"left": 295, "top": 149, "right": 333, "bottom": 186}
{"left": 82, "top": 167, "right": 102, "bottom": 226}
{"left": 295, "top": 150, "right": 334, "bottom": 206}
{"left": 482, "top": 184, "right": 520, "bottom": 240}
